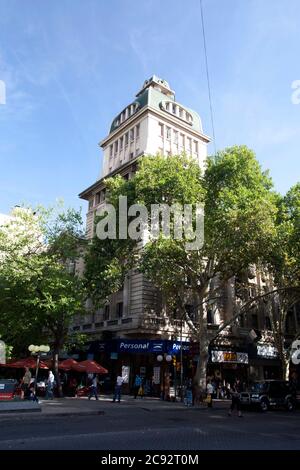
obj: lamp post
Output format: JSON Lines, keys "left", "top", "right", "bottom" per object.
{"left": 157, "top": 354, "right": 172, "bottom": 400}
{"left": 28, "top": 344, "right": 50, "bottom": 394}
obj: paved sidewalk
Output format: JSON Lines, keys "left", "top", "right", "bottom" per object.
{"left": 0, "top": 395, "right": 231, "bottom": 419}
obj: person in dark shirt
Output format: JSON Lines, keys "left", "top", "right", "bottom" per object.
{"left": 228, "top": 379, "right": 243, "bottom": 417}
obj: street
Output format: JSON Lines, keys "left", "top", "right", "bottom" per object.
{"left": 0, "top": 397, "right": 299, "bottom": 450}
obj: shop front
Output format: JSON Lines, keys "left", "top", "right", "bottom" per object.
{"left": 248, "top": 342, "right": 281, "bottom": 381}
{"left": 207, "top": 349, "right": 249, "bottom": 387}
{"left": 87, "top": 338, "right": 190, "bottom": 398}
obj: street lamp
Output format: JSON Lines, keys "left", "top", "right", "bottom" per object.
{"left": 156, "top": 354, "right": 172, "bottom": 400}
{"left": 28, "top": 344, "right": 50, "bottom": 393}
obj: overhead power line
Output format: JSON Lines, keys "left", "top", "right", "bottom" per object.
{"left": 199, "top": 0, "right": 217, "bottom": 155}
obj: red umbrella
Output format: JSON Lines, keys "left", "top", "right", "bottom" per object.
{"left": 58, "top": 358, "right": 79, "bottom": 371}
{"left": 72, "top": 360, "right": 108, "bottom": 374}
{"left": 7, "top": 357, "right": 49, "bottom": 369}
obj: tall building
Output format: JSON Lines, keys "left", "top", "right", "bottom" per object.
{"left": 76, "top": 76, "right": 288, "bottom": 391}
{"left": 76, "top": 76, "right": 210, "bottom": 391}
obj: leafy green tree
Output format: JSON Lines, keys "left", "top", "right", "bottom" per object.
{"left": 85, "top": 148, "right": 278, "bottom": 391}
{"left": 264, "top": 183, "right": 300, "bottom": 379}
{"left": 0, "top": 205, "right": 87, "bottom": 392}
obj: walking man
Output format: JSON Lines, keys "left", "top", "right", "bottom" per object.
{"left": 21, "top": 367, "right": 32, "bottom": 400}
{"left": 46, "top": 370, "right": 55, "bottom": 400}
{"left": 228, "top": 379, "right": 243, "bottom": 417}
{"left": 88, "top": 375, "right": 99, "bottom": 400}
{"left": 113, "top": 374, "right": 124, "bottom": 402}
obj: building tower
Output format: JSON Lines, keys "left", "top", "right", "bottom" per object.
{"left": 77, "top": 76, "right": 210, "bottom": 342}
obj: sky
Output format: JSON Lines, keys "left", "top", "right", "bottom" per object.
{"left": 0, "top": 0, "right": 299, "bottom": 216}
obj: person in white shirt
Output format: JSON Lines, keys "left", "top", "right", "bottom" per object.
{"left": 206, "top": 379, "right": 214, "bottom": 408}
{"left": 46, "top": 370, "right": 55, "bottom": 400}
{"left": 113, "top": 374, "right": 125, "bottom": 402}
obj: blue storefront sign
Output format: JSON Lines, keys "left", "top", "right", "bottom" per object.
{"left": 88, "top": 339, "right": 190, "bottom": 355}
{"left": 118, "top": 339, "right": 189, "bottom": 355}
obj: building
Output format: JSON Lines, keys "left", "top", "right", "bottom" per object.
{"left": 75, "top": 76, "right": 210, "bottom": 394}
{"left": 75, "top": 76, "right": 290, "bottom": 393}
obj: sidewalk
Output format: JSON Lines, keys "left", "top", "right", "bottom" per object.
{"left": 0, "top": 395, "right": 231, "bottom": 420}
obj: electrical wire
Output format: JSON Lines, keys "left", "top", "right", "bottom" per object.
{"left": 200, "top": 0, "right": 217, "bottom": 155}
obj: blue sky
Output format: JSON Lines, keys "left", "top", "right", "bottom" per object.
{"left": 0, "top": 0, "right": 299, "bottom": 215}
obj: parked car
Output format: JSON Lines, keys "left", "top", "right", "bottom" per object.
{"left": 240, "top": 380, "right": 296, "bottom": 412}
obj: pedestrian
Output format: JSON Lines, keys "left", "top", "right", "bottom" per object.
{"left": 88, "top": 374, "right": 99, "bottom": 400}
{"left": 28, "top": 384, "right": 39, "bottom": 402}
{"left": 112, "top": 374, "right": 125, "bottom": 402}
{"left": 133, "top": 374, "right": 143, "bottom": 399}
{"left": 68, "top": 377, "right": 77, "bottom": 397}
{"left": 228, "top": 379, "right": 243, "bottom": 417}
{"left": 21, "top": 367, "right": 32, "bottom": 400}
{"left": 46, "top": 370, "right": 55, "bottom": 400}
{"left": 206, "top": 379, "right": 214, "bottom": 408}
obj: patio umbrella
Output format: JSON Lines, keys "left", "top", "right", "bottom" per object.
{"left": 7, "top": 357, "right": 49, "bottom": 369}
{"left": 72, "top": 360, "right": 108, "bottom": 374}
{"left": 58, "top": 358, "right": 79, "bottom": 371}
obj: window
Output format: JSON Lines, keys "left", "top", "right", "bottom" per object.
{"left": 173, "top": 130, "right": 178, "bottom": 144}
{"left": 130, "top": 128, "right": 134, "bottom": 142}
{"left": 265, "top": 316, "right": 271, "bottom": 330}
{"left": 172, "top": 104, "right": 177, "bottom": 114}
{"left": 136, "top": 124, "right": 140, "bottom": 138}
{"left": 187, "top": 137, "right": 192, "bottom": 153}
{"left": 194, "top": 140, "right": 198, "bottom": 154}
{"left": 130, "top": 152, "right": 134, "bottom": 159}
{"left": 120, "top": 136, "right": 123, "bottom": 150}
{"left": 89, "top": 199, "right": 93, "bottom": 210}
{"left": 116, "top": 302, "right": 123, "bottom": 318}
{"left": 95, "top": 192, "right": 101, "bottom": 204}
{"left": 83, "top": 324, "right": 92, "bottom": 330}
{"left": 249, "top": 287, "right": 256, "bottom": 298}
{"left": 179, "top": 108, "right": 183, "bottom": 118}
{"left": 166, "top": 126, "right": 171, "bottom": 140}
{"left": 185, "top": 304, "right": 195, "bottom": 321}
{"left": 109, "top": 145, "right": 113, "bottom": 158}
{"left": 180, "top": 133, "right": 185, "bottom": 147}
{"left": 207, "top": 309, "right": 214, "bottom": 324}
{"left": 159, "top": 123, "right": 164, "bottom": 137}
{"left": 123, "top": 173, "right": 129, "bottom": 181}
{"left": 125, "top": 132, "right": 129, "bottom": 146}
{"left": 165, "top": 102, "right": 170, "bottom": 111}
{"left": 103, "top": 305, "right": 110, "bottom": 321}
{"left": 251, "top": 314, "right": 258, "bottom": 329}
{"left": 73, "top": 326, "right": 80, "bottom": 331}
{"left": 186, "top": 112, "right": 192, "bottom": 122}
{"left": 100, "top": 188, "right": 106, "bottom": 202}
{"left": 114, "top": 141, "right": 118, "bottom": 154}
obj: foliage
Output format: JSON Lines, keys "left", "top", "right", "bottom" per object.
{"left": 0, "top": 204, "right": 87, "bottom": 359}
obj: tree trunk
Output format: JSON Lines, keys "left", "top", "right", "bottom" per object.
{"left": 280, "top": 353, "right": 290, "bottom": 381}
{"left": 52, "top": 349, "right": 62, "bottom": 397}
{"left": 194, "top": 346, "right": 209, "bottom": 391}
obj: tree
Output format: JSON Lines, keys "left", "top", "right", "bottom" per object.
{"left": 85, "top": 148, "right": 278, "bottom": 391}
{"left": 0, "top": 205, "right": 87, "bottom": 392}
{"left": 264, "top": 183, "right": 300, "bottom": 379}
{"left": 140, "top": 147, "right": 277, "bottom": 389}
